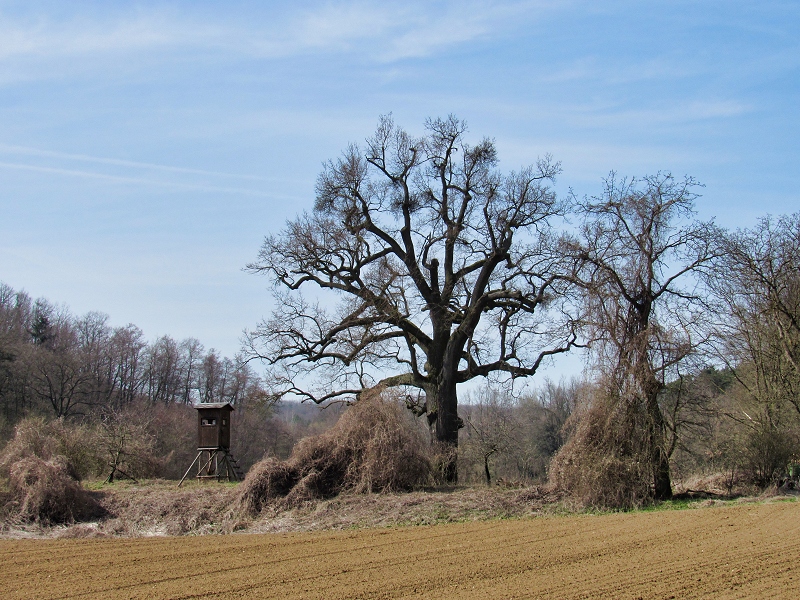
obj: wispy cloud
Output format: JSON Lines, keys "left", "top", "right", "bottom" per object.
{"left": 0, "top": 12, "right": 201, "bottom": 60}
{"left": 248, "top": 1, "right": 548, "bottom": 61}
{"left": 0, "top": 143, "right": 275, "bottom": 181}
{"left": 565, "top": 99, "right": 752, "bottom": 128}
{"left": 542, "top": 55, "right": 706, "bottom": 85}
{"left": 0, "top": 159, "right": 292, "bottom": 198}
{"left": 0, "top": 1, "right": 539, "bottom": 67}
{"left": 277, "top": 1, "right": 505, "bottom": 61}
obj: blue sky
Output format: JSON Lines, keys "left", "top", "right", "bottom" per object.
{"left": 0, "top": 1, "right": 798, "bottom": 372}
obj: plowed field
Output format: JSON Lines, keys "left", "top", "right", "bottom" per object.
{"left": 2, "top": 500, "right": 797, "bottom": 599}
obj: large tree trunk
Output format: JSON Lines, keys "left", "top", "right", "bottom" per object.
{"left": 653, "top": 448, "right": 673, "bottom": 500}
{"left": 646, "top": 385, "right": 673, "bottom": 500}
{"left": 632, "top": 312, "right": 673, "bottom": 501}
{"left": 424, "top": 316, "right": 464, "bottom": 483}
{"left": 432, "top": 374, "right": 460, "bottom": 483}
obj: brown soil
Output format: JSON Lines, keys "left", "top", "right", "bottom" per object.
{"left": 1, "top": 499, "right": 797, "bottom": 599}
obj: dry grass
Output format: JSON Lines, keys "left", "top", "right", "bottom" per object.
{"left": 245, "top": 485, "right": 560, "bottom": 534}
{"left": 0, "top": 480, "right": 240, "bottom": 538}
{"left": 3, "top": 475, "right": 798, "bottom": 540}
{"left": 0, "top": 418, "right": 104, "bottom": 525}
{"left": 237, "top": 389, "right": 431, "bottom": 514}
{"left": 3, "top": 455, "right": 103, "bottom": 525}
{"left": 550, "top": 398, "right": 652, "bottom": 510}
{"left": 673, "top": 471, "right": 760, "bottom": 498}
{"left": 95, "top": 480, "right": 239, "bottom": 537}
{"left": 0, "top": 480, "right": 559, "bottom": 539}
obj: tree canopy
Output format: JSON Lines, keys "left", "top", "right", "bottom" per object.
{"left": 246, "top": 115, "right": 580, "bottom": 480}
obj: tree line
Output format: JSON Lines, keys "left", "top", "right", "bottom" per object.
{"left": 0, "top": 283, "right": 269, "bottom": 426}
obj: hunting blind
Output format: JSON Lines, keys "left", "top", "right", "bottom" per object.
{"left": 178, "top": 402, "right": 245, "bottom": 486}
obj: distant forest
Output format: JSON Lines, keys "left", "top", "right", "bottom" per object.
{"left": 0, "top": 281, "right": 266, "bottom": 419}
{"left": 0, "top": 282, "right": 347, "bottom": 476}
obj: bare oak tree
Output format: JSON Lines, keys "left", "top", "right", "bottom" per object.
{"left": 246, "top": 116, "right": 579, "bottom": 481}
{"left": 562, "top": 173, "right": 717, "bottom": 500}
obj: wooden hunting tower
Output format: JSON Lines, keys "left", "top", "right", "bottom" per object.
{"left": 178, "top": 402, "right": 244, "bottom": 486}
{"left": 197, "top": 402, "right": 233, "bottom": 449}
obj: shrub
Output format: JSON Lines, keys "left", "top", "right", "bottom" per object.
{"left": 237, "top": 457, "right": 298, "bottom": 514}
{"left": 549, "top": 394, "right": 652, "bottom": 509}
{"left": 0, "top": 417, "right": 104, "bottom": 481}
{"left": 237, "top": 388, "right": 431, "bottom": 514}
{"left": 146, "top": 402, "right": 196, "bottom": 480}
{"left": 231, "top": 403, "right": 296, "bottom": 473}
{"left": 6, "top": 455, "right": 102, "bottom": 524}
{"left": 740, "top": 425, "right": 799, "bottom": 487}
{"left": 0, "top": 417, "right": 104, "bottom": 524}
{"left": 97, "top": 406, "right": 162, "bottom": 482}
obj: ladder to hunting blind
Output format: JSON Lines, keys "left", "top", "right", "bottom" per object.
{"left": 178, "top": 448, "right": 245, "bottom": 487}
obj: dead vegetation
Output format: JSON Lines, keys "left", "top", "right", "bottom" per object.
{"left": 245, "top": 484, "right": 558, "bottom": 533}
{"left": 1, "top": 385, "right": 795, "bottom": 539}
{"left": 0, "top": 418, "right": 104, "bottom": 525}
{"left": 237, "top": 389, "right": 431, "bottom": 514}
{"left": 4, "top": 455, "right": 103, "bottom": 525}
{"left": 550, "top": 395, "right": 653, "bottom": 510}
{"left": 0, "top": 479, "right": 559, "bottom": 539}
{"left": 94, "top": 481, "right": 237, "bottom": 537}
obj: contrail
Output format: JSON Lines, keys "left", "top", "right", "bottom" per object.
{"left": 0, "top": 143, "right": 279, "bottom": 182}
{"left": 0, "top": 160, "right": 295, "bottom": 198}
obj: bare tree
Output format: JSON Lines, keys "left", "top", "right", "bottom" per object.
{"left": 98, "top": 405, "right": 159, "bottom": 483}
{"left": 246, "top": 115, "right": 579, "bottom": 481}
{"left": 0, "top": 284, "right": 33, "bottom": 420}
{"left": 461, "top": 386, "right": 520, "bottom": 485}
{"left": 562, "top": 172, "right": 718, "bottom": 500}
{"left": 177, "top": 337, "right": 204, "bottom": 405}
{"left": 0, "top": 281, "right": 269, "bottom": 450}
{"left": 25, "top": 302, "right": 96, "bottom": 418}
{"left": 198, "top": 349, "right": 226, "bottom": 403}
{"left": 659, "top": 366, "right": 722, "bottom": 465}
{"left": 143, "top": 335, "right": 181, "bottom": 405}
{"left": 706, "top": 213, "right": 800, "bottom": 483}
{"left": 710, "top": 213, "right": 800, "bottom": 418}
{"left": 458, "top": 379, "right": 580, "bottom": 484}
{"left": 108, "top": 324, "right": 146, "bottom": 406}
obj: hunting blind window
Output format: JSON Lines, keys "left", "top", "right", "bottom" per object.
{"left": 201, "top": 418, "right": 217, "bottom": 426}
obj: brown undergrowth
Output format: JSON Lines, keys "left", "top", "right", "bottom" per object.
{"left": 550, "top": 390, "right": 653, "bottom": 510}
{"left": 0, "top": 480, "right": 559, "bottom": 539}
{"left": 245, "top": 485, "right": 560, "bottom": 533}
{"left": 0, "top": 418, "right": 104, "bottom": 525}
{"left": 2, "top": 475, "right": 796, "bottom": 540}
{"left": 93, "top": 480, "right": 239, "bottom": 537}
{"left": 236, "top": 389, "right": 432, "bottom": 514}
